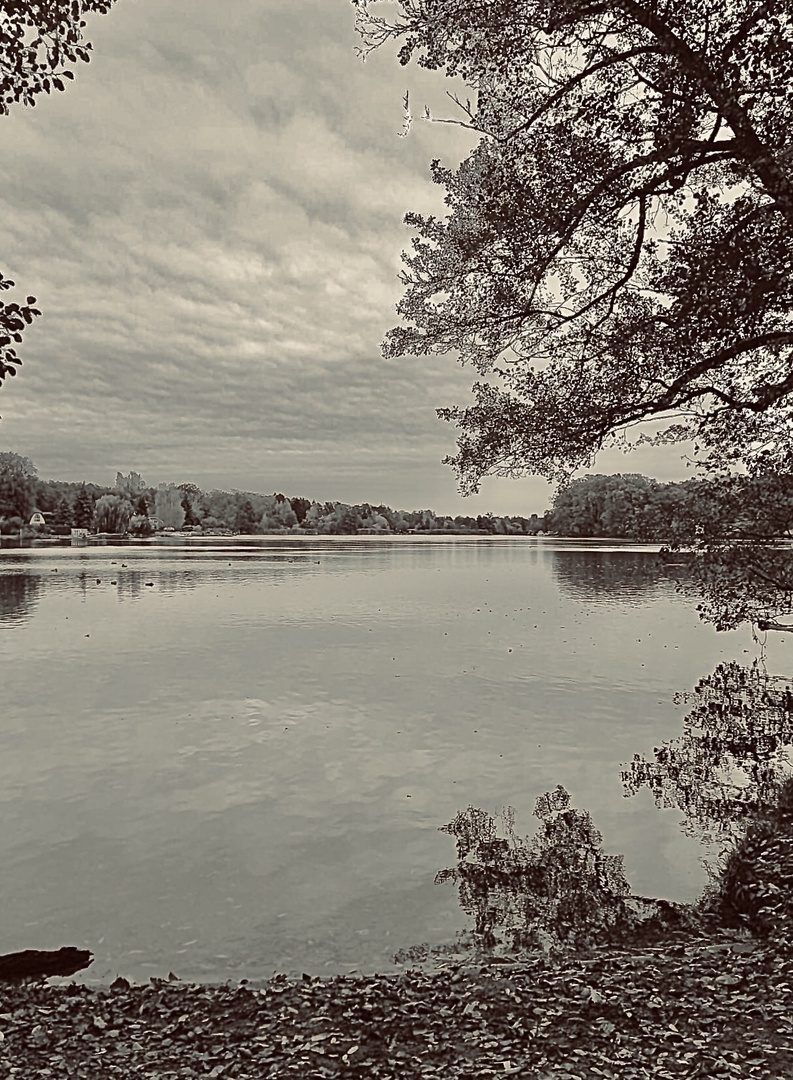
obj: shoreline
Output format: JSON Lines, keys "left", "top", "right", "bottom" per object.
{"left": 1, "top": 932, "right": 790, "bottom": 1078}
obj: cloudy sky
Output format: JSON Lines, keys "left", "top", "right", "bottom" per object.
{"left": 0, "top": 0, "right": 692, "bottom": 515}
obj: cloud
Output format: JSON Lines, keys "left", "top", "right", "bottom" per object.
{"left": 0, "top": 0, "right": 686, "bottom": 516}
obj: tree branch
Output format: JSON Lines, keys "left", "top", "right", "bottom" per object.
{"left": 614, "top": 0, "right": 793, "bottom": 226}
{"left": 499, "top": 46, "right": 663, "bottom": 143}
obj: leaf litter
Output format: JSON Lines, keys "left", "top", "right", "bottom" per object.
{"left": 0, "top": 934, "right": 792, "bottom": 1079}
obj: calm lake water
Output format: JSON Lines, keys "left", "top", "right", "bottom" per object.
{"left": 0, "top": 536, "right": 779, "bottom": 982}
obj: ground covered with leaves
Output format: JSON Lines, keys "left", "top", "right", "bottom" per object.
{"left": 1, "top": 934, "right": 792, "bottom": 1079}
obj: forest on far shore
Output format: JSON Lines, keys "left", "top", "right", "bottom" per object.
{"left": 0, "top": 457, "right": 546, "bottom": 537}
{"left": 2, "top": 456, "right": 787, "bottom": 541}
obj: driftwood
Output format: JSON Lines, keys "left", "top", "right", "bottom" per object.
{"left": 0, "top": 947, "right": 93, "bottom": 981}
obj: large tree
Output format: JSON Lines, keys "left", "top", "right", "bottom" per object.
{"left": 0, "top": 451, "right": 37, "bottom": 520}
{"left": 92, "top": 492, "right": 132, "bottom": 534}
{"left": 0, "top": 1, "right": 117, "bottom": 402}
{"left": 72, "top": 483, "right": 95, "bottom": 529}
{"left": 154, "top": 483, "right": 186, "bottom": 530}
{"left": 354, "top": 1, "right": 793, "bottom": 488}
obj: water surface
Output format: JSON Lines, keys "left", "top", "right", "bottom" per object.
{"left": 0, "top": 537, "right": 766, "bottom": 980}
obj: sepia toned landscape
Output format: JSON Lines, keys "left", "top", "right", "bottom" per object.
{"left": 2, "top": 2, "right": 793, "bottom": 1078}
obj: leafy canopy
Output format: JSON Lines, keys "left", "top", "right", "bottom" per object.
{"left": 0, "top": 1, "right": 117, "bottom": 400}
{"left": 354, "top": 0, "right": 793, "bottom": 488}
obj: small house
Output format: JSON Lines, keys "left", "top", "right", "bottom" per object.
{"left": 29, "top": 511, "right": 50, "bottom": 527}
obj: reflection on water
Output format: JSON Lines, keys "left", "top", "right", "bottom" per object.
{"left": 436, "top": 656, "right": 793, "bottom": 954}
{"left": 431, "top": 540, "right": 793, "bottom": 955}
{"left": 0, "top": 538, "right": 761, "bottom": 980}
{"left": 550, "top": 547, "right": 683, "bottom": 601}
{"left": 0, "top": 572, "right": 41, "bottom": 623}
{"left": 623, "top": 660, "right": 793, "bottom": 842}
{"left": 434, "top": 787, "right": 636, "bottom": 953}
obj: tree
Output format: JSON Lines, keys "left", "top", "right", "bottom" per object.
{"left": 72, "top": 483, "right": 95, "bottom": 529}
{"left": 115, "top": 471, "right": 146, "bottom": 501}
{"left": 177, "top": 483, "right": 201, "bottom": 526}
{"left": 290, "top": 496, "right": 311, "bottom": 524}
{"left": 128, "top": 514, "right": 154, "bottom": 537}
{"left": 712, "top": 776, "right": 793, "bottom": 936}
{"left": 550, "top": 473, "right": 669, "bottom": 538}
{"left": 273, "top": 499, "right": 298, "bottom": 529}
{"left": 0, "top": 2, "right": 117, "bottom": 402}
{"left": 154, "top": 483, "right": 185, "bottom": 530}
{"left": 200, "top": 489, "right": 239, "bottom": 531}
{"left": 234, "top": 499, "right": 258, "bottom": 534}
{"left": 0, "top": 452, "right": 37, "bottom": 520}
{"left": 52, "top": 497, "right": 73, "bottom": 532}
{"left": 355, "top": 1, "right": 793, "bottom": 488}
{"left": 93, "top": 493, "right": 132, "bottom": 534}
{"left": 179, "top": 493, "right": 198, "bottom": 526}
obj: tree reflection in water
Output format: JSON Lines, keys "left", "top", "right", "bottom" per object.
{"left": 661, "top": 474, "right": 793, "bottom": 634}
{"left": 550, "top": 549, "right": 679, "bottom": 602}
{"left": 436, "top": 540, "right": 793, "bottom": 952}
{"left": 682, "top": 545, "right": 793, "bottom": 633}
{"left": 0, "top": 572, "right": 40, "bottom": 624}
{"left": 435, "top": 654, "right": 793, "bottom": 952}
{"left": 622, "top": 656, "right": 793, "bottom": 940}
{"left": 432, "top": 787, "right": 675, "bottom": 954}
{"left": 623, "top": 660, "right": 793, "bottom": 843}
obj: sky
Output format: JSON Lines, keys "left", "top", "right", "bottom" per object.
{"left": 0, "top": 0, "right": 695, "bottom": 516}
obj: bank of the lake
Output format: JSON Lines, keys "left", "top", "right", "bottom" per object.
{"left": 1, "top": 933, "right": 790, "bottom": 1079}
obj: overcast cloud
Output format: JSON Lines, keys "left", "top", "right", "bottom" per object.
{"left": 0, "top": 0, "right": 692, "bottom": 514}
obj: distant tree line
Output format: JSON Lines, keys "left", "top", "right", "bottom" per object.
{"left": 546, "top": 473, "right": 789, "bottom": 542}
{"left": 0, "top": 455, "right": 548, "bottom": 537}
{"left": 7, "top": 457, "right": 791, "bottom": 544}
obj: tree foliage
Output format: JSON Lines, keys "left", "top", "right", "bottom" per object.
{"left": 0, "top": 1, "right": 117, "bottom": 400}
{"left": 234, "top": 498, "right": 258, "bottom": 534}
{"left": 712, "top": 775, "right": 793, "bottom": 936}
{"left": 72, "top": 483, "right": 95, "bottom": 529}
{"left": 659, "top": 472, "right": 793, "bottom": 630}
{"left": 154, "top": 483, "right": 185, "bottom": 530}
{"left": 550, "top": 472, "right": 692, "bottom": 538}
{"left": 0, "top": 452, "right": 546, "bottom": 535}
{"left": 51, "top": 496, "right": 73, "bottom": 531}
{"left": 0, "top": 1, "right": 116, "bottom": 115}
{"left": 355, "top": 0, "right": 793, "bottom": 488}
{"left": 0, "top": 451, "right": 37, "bottom": 520}
{"left": 92, "top": 492, "right": 132, "bottom": 534}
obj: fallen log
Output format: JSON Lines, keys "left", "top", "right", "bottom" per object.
{"left": 0, "top": 947, "right": 93, "bottom": 981}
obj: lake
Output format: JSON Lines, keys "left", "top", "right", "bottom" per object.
{"left": 0, "top": 536, "right": 777, "bottom": 982}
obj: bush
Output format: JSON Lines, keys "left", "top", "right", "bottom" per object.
{"left": 0, "top": 516, "right": 26, "bottom": 535}
{"left": 711, "top": 776, "right": 793, "bottom": 937}
{"left": 128, "top": 515, "right": 154, "bottom": 537}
